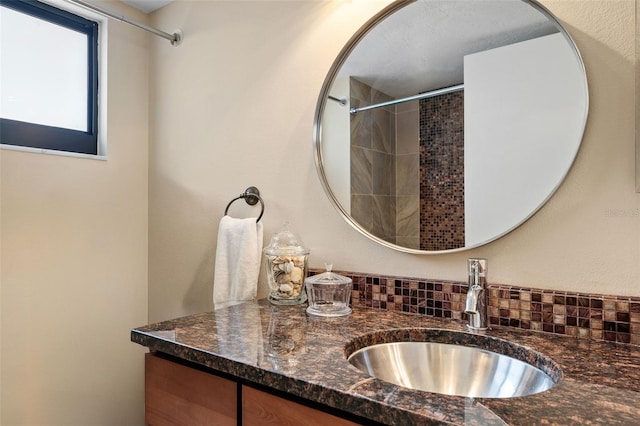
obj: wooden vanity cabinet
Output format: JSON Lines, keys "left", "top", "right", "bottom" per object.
{"left": 145, "top": 353, "right": 237, "bottom": 426}
{"left": 145, "top": 352, "right": 361, "bottom": 426}
{"left": 242, "top": 385, "right": 359, "bottom": 426}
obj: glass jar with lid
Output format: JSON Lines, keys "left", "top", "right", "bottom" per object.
{"left": 304, "top": 264, "right": 352, "bottom": 317}
{"left": 263, "top": 223, "right": 309, "bottom": 305}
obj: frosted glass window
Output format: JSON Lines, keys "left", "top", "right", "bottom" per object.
{"left": 0, "top": 1, "right": 98, "bottom": 155}
{"left": 1, "top": 7, "right": 88, "bottom": 131}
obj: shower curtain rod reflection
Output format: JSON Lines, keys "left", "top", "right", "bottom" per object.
{"left": 328, "top": 95, "right": 347, "bottom": 106}
{"left": 349, "top": 83, "right": 464, "bottom": 115}
{"left": 64, "top": 0, "right": 182, "bottom": 46}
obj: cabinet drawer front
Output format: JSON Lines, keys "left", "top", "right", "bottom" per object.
{"left": 145, "top": 353, "right": 237, "bottom": 426}
{"left": 242, "top": 385, "right": 360, "bottom": 426}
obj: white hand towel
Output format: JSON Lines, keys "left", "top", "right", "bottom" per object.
{"left": 213, "top": 215, "right": 264, "bottom": 310}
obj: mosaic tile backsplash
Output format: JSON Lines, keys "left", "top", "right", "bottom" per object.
{"left": 309, "top": 268, "right": 640, "bottom": 346}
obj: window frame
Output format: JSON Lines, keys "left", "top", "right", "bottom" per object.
{"left": 0, "top": 0, "right": 99, "bottom": 155}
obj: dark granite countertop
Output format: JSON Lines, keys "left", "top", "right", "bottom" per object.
{"left": 131, "top": 299, "right": 640, "bottom": 425}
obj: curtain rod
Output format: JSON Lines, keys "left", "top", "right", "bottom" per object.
{"left": 64, "top": 0, "right": 182, "bottom": 46}
{"left": 349, "top": 83, "right": 464, "bottom": 114}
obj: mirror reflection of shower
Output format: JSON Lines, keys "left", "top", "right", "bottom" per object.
{"left": 348, "top": 79, "right": 465, "bottom": 251}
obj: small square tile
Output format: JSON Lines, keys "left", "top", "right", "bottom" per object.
{"left": 617, "top": 312, "right": 630, "bottom": 322}
{"left": 553, "top": 305, "right": 566, "bottom": 315}
{"left": 617, "top": 323, "right": 630, "bottom": 334}
{"left": 542, "top": 293, "right": 554, "bottom": 304}
{"left": 578, "top": 328, "right": 591, "bottom": 339}
{"left": 604, "top": 310, "right": 617, "bottom": 322}
{"left": 616, "top": 301, "right": 630, "bottom": 313}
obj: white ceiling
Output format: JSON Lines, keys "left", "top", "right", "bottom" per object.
{"left": 121, "top": 0, "right": 173, "bottom": 14}
{"left": 337, "top": 0, "right": 559, "bottom": 98}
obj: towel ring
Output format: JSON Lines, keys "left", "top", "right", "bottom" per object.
{"left": 224, "top": 186, "right": 264, "bottom": 222}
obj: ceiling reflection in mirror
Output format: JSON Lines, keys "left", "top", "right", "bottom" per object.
{"left": 313, "top": 0, "right": 588, "bottom": 254}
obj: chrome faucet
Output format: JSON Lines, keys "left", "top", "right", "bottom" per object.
{"left": 465, "top": 259, "right": 488, "bottom": 331}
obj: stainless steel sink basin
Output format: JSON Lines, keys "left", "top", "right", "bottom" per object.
{"left": 347, "top": 333, "right": 560, "bottom": 399}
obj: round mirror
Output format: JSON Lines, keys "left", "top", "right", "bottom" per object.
{"left": 313, "top": 0, "right": 588, "bottom": 254}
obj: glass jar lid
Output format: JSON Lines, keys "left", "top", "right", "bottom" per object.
{"left": 264, "top": 223, "right": 310, "bottom": 256}
{"left": 305, "top": 264, "right": 351, "bottom": 286}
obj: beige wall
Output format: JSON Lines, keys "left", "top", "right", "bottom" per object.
{"left": 149, "top": 0, "right": 639, "bottom": 324}
{"left": 0, "top": 2, "right": 149, "bottom": 425}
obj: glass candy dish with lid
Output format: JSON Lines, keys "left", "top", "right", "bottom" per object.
{"left": 305, "top": 264, "right": 352, "bottom": 317}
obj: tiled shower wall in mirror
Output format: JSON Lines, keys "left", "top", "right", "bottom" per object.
{"left": 350, "top": 78, "right": 397, "bottom": 246}
{"left": 349, "top": 77, "right": 466, "bottom": 251}
{"left": 419, "top": 91, "right": 465, "bottom": 251}
{"left": 349, "top": 78, "right": 421, "bottom": 249}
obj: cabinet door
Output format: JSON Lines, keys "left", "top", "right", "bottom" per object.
{"left": 242, "top": 385, "right": 360, "bottom": 426}
{"left": 145, "top": 353, "right": 237, "bottom": 426}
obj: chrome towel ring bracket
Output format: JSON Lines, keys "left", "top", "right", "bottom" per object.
{"left": 224, "top": 186, "right": 265, "bottom": 223}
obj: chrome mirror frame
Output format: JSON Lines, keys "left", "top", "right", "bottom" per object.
{"left": 312, "top": 0, "right": 589, "bottom": 254}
